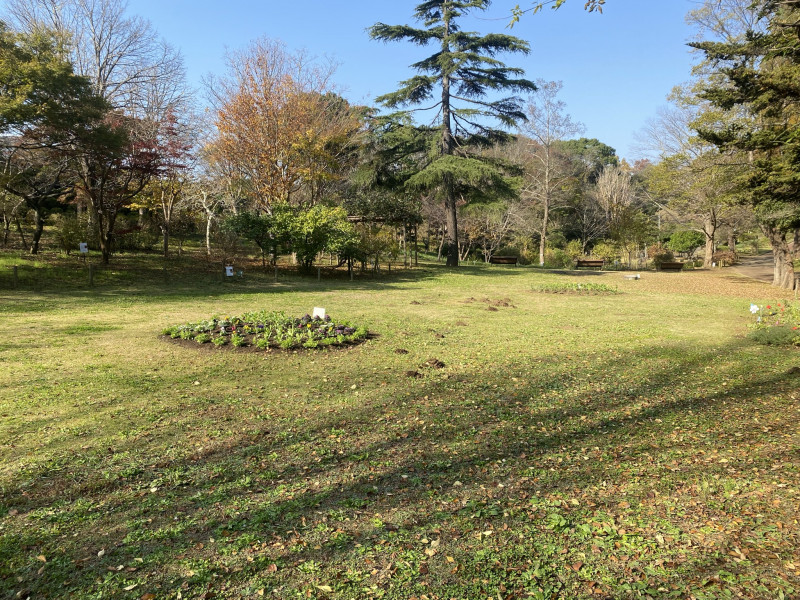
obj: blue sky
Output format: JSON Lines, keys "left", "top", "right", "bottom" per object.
{"left": 130, "top": 0, "right": 699, "bottom": 161}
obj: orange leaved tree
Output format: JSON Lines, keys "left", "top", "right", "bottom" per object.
{"left": 209, "top": 38, "right": 363, "bottom": 212}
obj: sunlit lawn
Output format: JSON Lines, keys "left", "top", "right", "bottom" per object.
{"left": 1, "top": 253, "right": 798, "bottom": 599}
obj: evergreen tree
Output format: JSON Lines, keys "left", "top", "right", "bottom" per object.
{"left": 692, "top": 0, "right": 800, "bottom": 289}
{"left": 370, "top": 0, "right": 535, "bottom": 266}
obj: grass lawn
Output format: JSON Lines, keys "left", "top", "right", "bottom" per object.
{"left": 0, "top": 253, "right": 798, "bottom": 599}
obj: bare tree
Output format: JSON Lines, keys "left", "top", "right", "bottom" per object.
{"left": 518, "top": 80, "right": 585, "bottom": 265}
{"left": 4, "top": 0, "right": 188, "bottom": 116}
{"left": 595, "top": 165, "right": 634, "bottom": 221}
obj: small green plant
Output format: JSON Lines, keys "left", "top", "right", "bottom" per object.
{"left": 212, "top": 335, "right": 227, "bottom": 347}
{"left": 195, "top": 333, "right": 211, "bottom": 344}
{"left": 230, "top": 333, "right": 246, "bottom": 347}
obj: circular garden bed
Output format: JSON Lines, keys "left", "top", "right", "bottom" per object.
{"left": 161, "top": 311, "right": 368, "bottom": 351}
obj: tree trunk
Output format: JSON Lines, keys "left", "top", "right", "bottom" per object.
{"left": 728, "top": 230, "right": 737, "bottom": 257}
{"left": 97, "top": 213, "right": 116, "bottom": 264}
{"left": 29, "top": 209, "right": 45, "bottom": 255}
{"left": 15, "top": 215, "right": 27, "bottom": 249}
{"left": 162, "top": 225, "right": 170, "bottom": 258}
{"left": 205, "top": 212, "right": 213, "bottom": 256}
{"left": 403, "top": 225, "right": 408, "bottom": 267}
{"left": 761, "top": 223, "right": 796, "bottom": 290}
{"left": 539, "top": 201, "right": 549, "bottom": 267}
{"left": 701, "top": 210, "right": 718, "bottom": 268}
{"left": 445, "top": 188, "right": 459, "bottom": 267}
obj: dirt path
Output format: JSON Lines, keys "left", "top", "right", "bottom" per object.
{"left": 733, "top": 253, "right": 774, "bottom": 284}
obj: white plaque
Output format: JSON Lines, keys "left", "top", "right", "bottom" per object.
{"left": 312, "top": 307, "right": 326, "bottom": 320}
{"left": 225, "top": 266, "right": 234, "bottom": 277}
{"left": 79, "top": 242, "right": 88, "bottom": 253}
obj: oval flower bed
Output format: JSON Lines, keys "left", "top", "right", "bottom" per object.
{"left": 161, "top": 311, "right": 368, "bottom": 350}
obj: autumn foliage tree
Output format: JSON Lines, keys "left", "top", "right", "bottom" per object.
{"left": 73, "top": 112, "right": 161, "bottom": 263}
{"left": 209, "top": 39, "right": 363, "bottom": 212}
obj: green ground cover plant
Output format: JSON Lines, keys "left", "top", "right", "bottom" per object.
{"left": 0, "top": 254, "right": 798, "bottom": 599}
{"left": 532, "top": 282, "right": 621, "bottom": 295}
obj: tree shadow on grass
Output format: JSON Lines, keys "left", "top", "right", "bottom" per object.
{"left": 1, "top": 339, "right": 799, "bottom": 598}
{"left": 0, "top": 260, "right": 546, "bottom": 307}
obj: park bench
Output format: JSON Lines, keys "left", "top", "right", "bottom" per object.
{"left": 575, "top": 259, "right": 604, "bottom": 270}
{"left": 658, "top": 261, "right": 685, "bottom": 272}
{"left": 489, "top": 256, "right": 518, "bottom": 265}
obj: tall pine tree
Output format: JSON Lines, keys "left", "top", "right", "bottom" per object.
{"left": 692, "top": 0, "right": 800, "bottom": 289}
{"left": 370, "top": 0, "right": 535, "bottom": 266}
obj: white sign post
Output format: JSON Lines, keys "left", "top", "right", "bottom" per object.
{"left": 225, "top": 266, "right": 234, "bottom": 277}
{"left": 79, "top": 242, "right": 88, "bottom": 254}
{"left": 312, "top": 307, "right": 326, "bottom": 320}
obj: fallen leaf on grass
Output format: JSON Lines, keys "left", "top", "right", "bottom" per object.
{"left": 123, "top": 584, "right": 138, "bottom": 591}
{"left": 36, "top": 555, "right": 46, "bottom": 563}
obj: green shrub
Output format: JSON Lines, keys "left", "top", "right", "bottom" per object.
{"left": 565, "top": 239, "right": 583, "bottom": 260}
{"left": 590, "top": 241, "right": 618, "bottom": 264}
{"left": 544, "top": 248, "right": 573, "bottom": 269}
{"left": 51, "top": 213, "right": 83, "bottom": 255}
{"left": 667, "top": 230, "right": 704, "bottom": 254}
